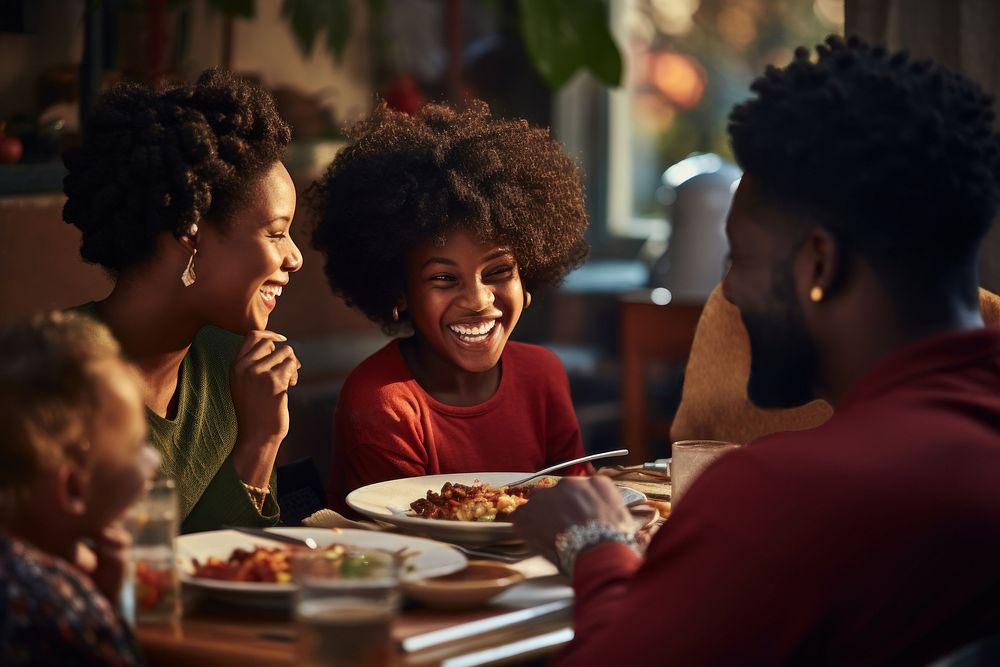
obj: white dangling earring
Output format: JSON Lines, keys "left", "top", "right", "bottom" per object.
{"left": 181, "top": 248, "right": 197, "bottom": 287}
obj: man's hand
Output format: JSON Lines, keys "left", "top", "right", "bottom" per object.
{"left": 512, "top": 476, "right": 634, "bottom": 565}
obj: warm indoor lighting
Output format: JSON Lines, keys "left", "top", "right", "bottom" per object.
{"left": 762, "top": 47, "right": 795, "bottom": 67}
{"left": 652, "top": 52, "right": 706, "bottom": 110}
{"left": 716, "top": 5, "right": 758, "bottom": 49}
{"left": 650, "top": 0, "right": 701, "bottom": 36}
{"left": 633, "top": 90, "right": 678, "bottom": 133}
{"left": 813, "top": 0, "right": 845, "bottom": 27}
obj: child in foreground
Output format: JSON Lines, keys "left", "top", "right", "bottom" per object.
{"left": 0, "top": 311, "right": 160, "bottom": 665}
{"left": 310, "top": 101, "right": 592, "bottom": 514}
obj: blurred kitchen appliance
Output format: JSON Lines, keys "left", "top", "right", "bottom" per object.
{"left": 650, "top": 153, "right": 741, "bottom": 302}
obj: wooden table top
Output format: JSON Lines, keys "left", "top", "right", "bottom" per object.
{"left": 135, "top": 488, "right": 671, "bottom": 665}
{"left": 137, "top": 570, "right": 574, "bottom": 667}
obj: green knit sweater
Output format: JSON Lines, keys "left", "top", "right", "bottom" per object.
{"left": 74, "top": 304, "right": 279, "bottom": 533}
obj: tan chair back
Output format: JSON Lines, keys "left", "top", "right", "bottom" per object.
{"left": 670, "top": 286, "right": 1000, "bottom": 444}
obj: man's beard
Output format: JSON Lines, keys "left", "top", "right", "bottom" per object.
{"left": 741, "top": 269, "right": 819, "bottom": 409}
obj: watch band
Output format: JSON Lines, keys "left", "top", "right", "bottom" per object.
{"left": 554, "top": 520, "right": 638, "bottom": 577}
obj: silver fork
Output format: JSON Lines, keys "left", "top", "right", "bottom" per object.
{"left": 503, "top": 448, "right": 629, "bottom": 487}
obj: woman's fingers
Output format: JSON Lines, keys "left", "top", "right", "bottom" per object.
{"left": 234, "top": 334, "right": 298, "bottom": 377}
{"left": 233, "top": 331, "right": 288, "bottom": 366}
{"left": 235, "top": 330, "right": 287, "bottom": 361}
{"left": 229, "top": 331, "right": 299, "bottom": 454}
{"left": 236, "top": 330, "right": 287, "bottom": 356}
{"left": 246, "top": 347, "right": 300, "bottom": 395}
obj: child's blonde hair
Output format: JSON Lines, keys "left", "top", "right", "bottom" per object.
{"left": 0, "top": 311, "right": 125, "bottom": 520}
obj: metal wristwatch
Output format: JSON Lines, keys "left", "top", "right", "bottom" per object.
{"left": 554, "top": 520, "right": 638, "bottom": 577}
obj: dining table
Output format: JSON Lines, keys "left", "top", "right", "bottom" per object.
{"left": 135, "top": 473, "right": 669, "bottom": 666}
{"left": 136, "top": 556, "right": 575, "bottom": 667}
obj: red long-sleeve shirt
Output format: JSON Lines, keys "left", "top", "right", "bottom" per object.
{"left": 560, "top": 328, "right": 1000, "bottom": 666}
{"left": 328, "top": 340, "right": 588, "bottom": 514}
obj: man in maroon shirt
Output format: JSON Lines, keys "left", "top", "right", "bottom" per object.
{"left": 513, "top": 35, "right": 1000, "bottom": 666}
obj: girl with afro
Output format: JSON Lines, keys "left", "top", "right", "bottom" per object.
{"left": 63, "top": 69, "right": 303, "bottom": 532}
{"left": 311, "top": 101, "right": 592, "bottom": 513}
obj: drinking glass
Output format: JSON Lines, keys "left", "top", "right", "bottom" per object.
{"left": 123, "top": 478, "right": 180, "bottom": 625}
{"left": 293, "top": 547, "right": 400, "bottom": 667}
{"left": 670, "top": 440, "right": 742, "bottom": 507}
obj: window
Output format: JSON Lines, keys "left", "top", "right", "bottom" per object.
{"left": 604, "top": 0, "right": 844, "bottom": 240}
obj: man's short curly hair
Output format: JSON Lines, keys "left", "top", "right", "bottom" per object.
{"left": 309, "top": 100, "right": 589, "bottom": 331}
{"left": 729, "top": 35, "right": 1000, "bottom": 316}
{"left": 63, "top": 68, "right": 291, "bottom": 273}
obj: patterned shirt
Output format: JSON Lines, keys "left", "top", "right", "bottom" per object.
{"left": 0, "top": 534, "right": 142, "bottom": 666}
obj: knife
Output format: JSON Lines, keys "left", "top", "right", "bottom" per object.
{"left": 222, "top": 525, "right": 318, "bottom": 549}
{"left": 400, "top": 599, "right": 573, "bottom": 653}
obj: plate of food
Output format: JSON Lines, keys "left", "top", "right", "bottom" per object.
{"left": 176, "top": 527, "right": 467, "bottom": 607}
{"left": 346, "top": 473, "right": 648, "bottom": 547}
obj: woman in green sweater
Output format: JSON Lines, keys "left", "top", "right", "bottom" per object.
{"left": 62, "top": 69, "right": 303, "bottom": 533}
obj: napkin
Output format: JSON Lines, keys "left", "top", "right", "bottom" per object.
{"left": 302, "top": 508, "right": 388, "bottom": 532}
{"left": 598, "top": 465, "right": 672, "bottom": 500}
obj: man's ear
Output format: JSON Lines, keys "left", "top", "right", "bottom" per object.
{"left": 55, "top": 462, "right": 89, "bottom": 517}
{"left": 795, "top": 227, "right": 844, "bottom": 305}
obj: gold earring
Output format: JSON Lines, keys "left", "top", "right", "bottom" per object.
{"left": 181, "top": 249, "right": 197, "bottom": 287}
{"left": 68, "top": 497, "right": 87, "bottom": 516}
{"left": 809, "top": 286, "right": 824, "bottom": 303}
{"left": 392, "top": 305, "right": 400, "bottom": 322}
{"left": 524, "top": 291, "right": 532, "bottom": 309}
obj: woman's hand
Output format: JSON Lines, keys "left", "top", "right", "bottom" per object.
{"left": 229, "top": 330, "right": 301, "bottom": 488}
{"left": 76, "top": 523, "right": 132, "bottom": 605}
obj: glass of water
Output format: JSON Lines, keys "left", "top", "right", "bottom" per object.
{"left": 124, "top": 478, "right": 179, "bottom": 625}
{"left": 293, "top": 546, "right": 400, "bottom": 667}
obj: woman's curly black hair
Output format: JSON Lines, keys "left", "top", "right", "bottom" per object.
{"left": 729, "top": 35, "right": 1000, "bottom": 315}
{"left": 63, "top": 68, "right": 291, "bottom": 273}
{"left": 309, "top": 100, "right": 589, "bottom": 331}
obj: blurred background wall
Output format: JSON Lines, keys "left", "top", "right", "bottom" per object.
{"left": 845, "top": 0, "right": 1000, "bottom": 295}
{"left": 27, "top": 1, "right": 994, "bottom": 471}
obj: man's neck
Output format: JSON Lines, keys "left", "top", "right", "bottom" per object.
{"left": 818, "top": 297, "right": 983, "bottom": 405}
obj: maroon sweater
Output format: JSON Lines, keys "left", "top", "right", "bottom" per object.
{"left": 562, "top": 328, "right": 1000, "bottom": 666}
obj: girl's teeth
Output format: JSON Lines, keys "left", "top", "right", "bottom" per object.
{"left": 450, "top": 320, "right": 496, "bottom": 336}
{"left": 449, "top": 320, "right": 496, "bottom": 343}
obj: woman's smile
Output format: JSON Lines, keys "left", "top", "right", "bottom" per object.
{"left": 258, "top": 282, "right": 285, "bottom": 312}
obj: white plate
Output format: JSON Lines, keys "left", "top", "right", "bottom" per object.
{"left": 347, "top": 473, "right": 647, "bottom": 547}
{"left": 177, "top": 527, "right": 467, "bottom": 608}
